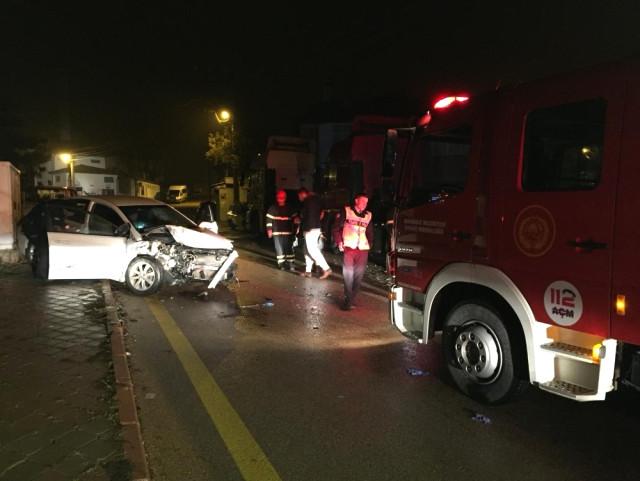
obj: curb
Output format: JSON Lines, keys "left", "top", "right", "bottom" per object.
{"left": 101, "top": 280, "right": 150, "bottom": 481}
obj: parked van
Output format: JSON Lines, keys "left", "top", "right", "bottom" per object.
{"left": 167, "top": 185, "right": 188, "bottom": 203}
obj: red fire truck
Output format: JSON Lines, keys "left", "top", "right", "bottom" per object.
{"left": 386, "top": 59, "right": 640, "bottom": 403}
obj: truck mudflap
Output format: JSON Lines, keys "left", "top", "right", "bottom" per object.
{"left": 208, "top": 250, "right": 239, "bottom": 289}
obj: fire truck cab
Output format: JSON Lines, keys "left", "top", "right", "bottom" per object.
{"left": 387, "top": 60, "right": 640, "bottom": 403}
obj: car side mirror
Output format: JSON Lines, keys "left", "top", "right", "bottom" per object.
{"left": 115, "top": 223, "right": 131, "bottom": 237}
{"left": 197, "top": 201, "right": 216, "bottom": 223}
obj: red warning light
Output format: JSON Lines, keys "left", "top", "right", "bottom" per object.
{"left": 433, "top": 96, "right": 470, "bottom": 110}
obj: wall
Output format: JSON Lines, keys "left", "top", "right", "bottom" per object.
{"left": 0, "top": 162, "right": 21, "bottom": 250}
{"left": 75, "top": 173, "right": 119, "bottom": 195}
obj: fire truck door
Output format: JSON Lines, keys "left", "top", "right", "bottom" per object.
{"left": 498, "top": 78, "right": 623, "bottom": 338}
{"left": 395, "top": 122, "right": 479, "bottom": 292}
{"left": 611, "top": 80, "right": 640, "bottom": 346}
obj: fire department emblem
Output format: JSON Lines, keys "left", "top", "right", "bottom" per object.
{"left": 544, "top": 280, "right": 583, "bottom": 326}
{"left": 513, "top": 205, "right": 556, "bottom": 257}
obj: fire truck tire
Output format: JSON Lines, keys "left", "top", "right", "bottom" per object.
{"left": 442, "top": 301, "right": 525, "bottom": 404}
{"left": 125, "top": 256, "right": 162, "bottom": 296}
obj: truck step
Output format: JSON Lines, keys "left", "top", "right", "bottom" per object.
{"left": 539, "top": 380, "right": 598, "bottom": 400}
{"left": 540, "top": 342, "right": 597, "bottom": 364}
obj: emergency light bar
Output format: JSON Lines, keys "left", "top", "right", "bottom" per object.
{"left": 433, "top": 96, "right": 470, "bottom": 109}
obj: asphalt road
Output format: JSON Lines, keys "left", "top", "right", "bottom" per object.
{"left": 115, "top": 250, "right": 640, "bottom": 481}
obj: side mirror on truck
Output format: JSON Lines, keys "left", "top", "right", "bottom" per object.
{"left": 382, "top": 129, "right": 398, "bottom": 178}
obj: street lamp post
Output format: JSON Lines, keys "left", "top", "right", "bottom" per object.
{"left": 213, "top": 109, "right": 239, "bottom": 204}
{"left": 59, "top": 152, "right": 74, "bottom": 189}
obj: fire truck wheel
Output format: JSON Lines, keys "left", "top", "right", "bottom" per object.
{"left": 125, "top": 257, "right": 162, "bottom": 296}
{"left": 442, "top": 302, "right": 524, "bottom": 404}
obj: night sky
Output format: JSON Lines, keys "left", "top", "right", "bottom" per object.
{"left": 2, "top": 0, "right": 640, "bottom": 184}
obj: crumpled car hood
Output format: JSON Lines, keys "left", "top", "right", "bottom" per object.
{"left": 165, "top": 225, "right": 234, "bottom": 250}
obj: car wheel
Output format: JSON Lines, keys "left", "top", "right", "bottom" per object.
{"left": 31, "top": 241, "right": 49, "bottom": 280}
{"left": 442, "top": 301, "right": 526, "bottom": 404}
{"left": 125, "top": 257, "right": 162, "bottom": 296}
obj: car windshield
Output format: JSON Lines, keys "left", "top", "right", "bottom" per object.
{"left": 119, "top": 205, "right": 196, "bottom": 232}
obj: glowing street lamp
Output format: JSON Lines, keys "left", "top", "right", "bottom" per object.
{"left": 59, "top": 152, "right": 74, "bottom": 188}
{"left": 214, "top": 109, "right": 232, "bottom": 124}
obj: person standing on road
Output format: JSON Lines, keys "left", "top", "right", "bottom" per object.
{"left": 297, "top": 187, "right": 332, "bottom": 279}
{"left": 266, "top": 189, "right": 297, "bottom": 271}
{"left": 332, "top": 192, "right": 373, "bottom": 310}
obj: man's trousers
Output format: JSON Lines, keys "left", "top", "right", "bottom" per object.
{"left": 342, "top": 247, "right": 369, "bottom": 304}
{"left": 273, "top": 234, "right": 295, "bottom": 268}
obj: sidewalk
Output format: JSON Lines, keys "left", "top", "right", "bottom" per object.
{"left": 0, "top": 263, "right": 129, "bottom": 481}
{"left": 221, "top": 229, "right": 393, "bottom": 295}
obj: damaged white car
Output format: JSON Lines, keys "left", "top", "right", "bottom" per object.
{"left": 18, "top": 196, "right": 238, "bottom": 295}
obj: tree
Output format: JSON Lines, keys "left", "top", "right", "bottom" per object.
{"left": 205, "top": 124, "right": 240, "bottom": 202}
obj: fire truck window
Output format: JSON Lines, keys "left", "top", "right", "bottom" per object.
{"left": 522, "top": 99, "right": 606, "bottom": 191}
{"left": 408, "top": 125, "right": 471, "bottom": 207}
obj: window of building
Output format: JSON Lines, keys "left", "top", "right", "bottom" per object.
{"left": 104, "top": 176, "right": 114, "bottom": 183}
{"left": 90, "top": 159, "right": 100, "bottom": 164}
{"left": 522, "top": 99, "right": 606, "bottom": 191}
{"left": 55, "top": 175, "right": 61, "bottom": 183}
{"left": 408, "top": 125, "right": 472, "bottom": 207}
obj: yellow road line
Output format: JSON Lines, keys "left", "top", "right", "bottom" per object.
{"left": 145, "top": 298, "right": 282, "bottom": 481}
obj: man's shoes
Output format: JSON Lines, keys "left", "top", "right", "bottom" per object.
{"left": 340, "top": 299, "right": 353, "bottom": 311}
{"left": 288, "top": 263, "right": 296, "bottom": 272}
{"left": 319, "top": 269, "right": 332, "bottom": 280}
{"left": 300, "top": 272, "right": 312, "bottom": 278}
{"left": 278, "top": 265, "right": 286, "bottom": 271}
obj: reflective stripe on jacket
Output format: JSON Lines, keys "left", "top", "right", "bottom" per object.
{"left": 342, "top": 206, "right": 372, "bottom": 250}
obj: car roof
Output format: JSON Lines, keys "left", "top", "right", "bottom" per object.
{"left": 84, "top": 195, "right": 166, "bottom": 207}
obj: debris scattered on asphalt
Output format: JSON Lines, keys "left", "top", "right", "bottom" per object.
{"left": 262, "top": 298, "right": 274, "bottom": 307}
{"left": 325, "top": 293, "right": 331, "bottom": 297}
{"left": 240, "top": 298, "right": 275, "bottom": 309}
{"left": 406, "top": 367, "right": 430, "bottom": 377}
{"left": 126, "top": 351, "right": 131, "bottom": 357}
{"left": 197, "top": 291, "right": 208, "bottom": 297}
{"left": 145, "top": 393, "right": 156, "bottom": 400}
{"left": 312, "top": 325, "right": 319, "bottom": 329}
{"left": 170, "top": 296, "right": 174, "bottom": 300}
{"left": 471, "top": 413, "right": 492, "bottom": 425}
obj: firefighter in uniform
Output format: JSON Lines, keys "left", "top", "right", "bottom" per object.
{"left": 332, "top": 192, "right": 373, "bottom": 310}
{"left": 266, "top": 189, "right": 297, "bottom": 271}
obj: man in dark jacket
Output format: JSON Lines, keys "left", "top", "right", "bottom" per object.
{"left": 297, "top": 187, "right": 332, "bottom": 279}
{"left": 332, "top": 192, "right": 373, "bottom": 310}
{"left": 266, "top": 189, "right": 297, "bottom": 271}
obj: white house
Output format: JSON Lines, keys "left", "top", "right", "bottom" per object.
{"left": 35, "top": 154, "right": 119, "bottom": 195}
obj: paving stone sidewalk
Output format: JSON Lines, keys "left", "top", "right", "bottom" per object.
{"left": 0, "top": 263, "right": 130, "bottom": 481}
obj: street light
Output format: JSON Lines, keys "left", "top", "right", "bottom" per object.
{"left": 214, "top": 109, "right": 232, "bottom": 124}
{"left": 213, "top": 108, "right": 240, "bottom": 205}
{"left": 59, "top": 152, "right": 74, "bottom": 188}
